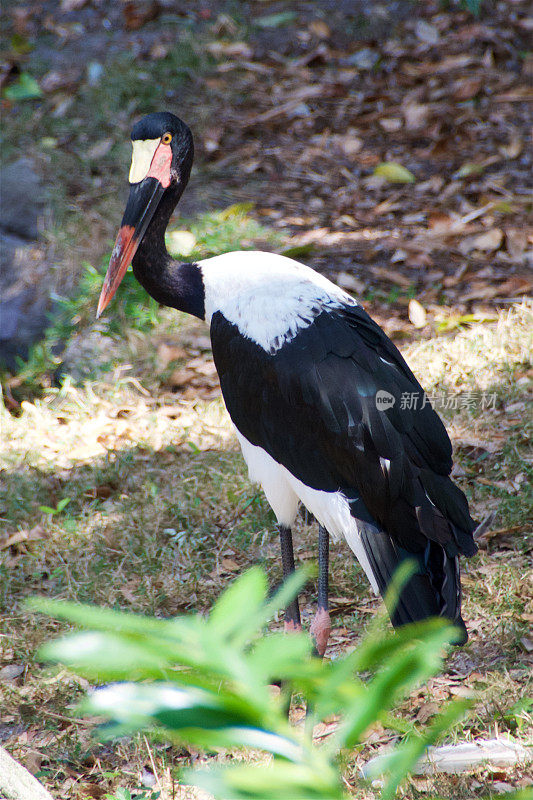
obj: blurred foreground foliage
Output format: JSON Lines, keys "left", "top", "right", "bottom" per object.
{"left": 28, "top": 565, "right": 477, "bottom": 800}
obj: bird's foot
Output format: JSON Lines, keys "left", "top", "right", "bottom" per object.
{"left": 310, "top": 607, "right": 331, "bottom": 657}
{"left": 284, "top": 619, "right": 303, "bottom": 634}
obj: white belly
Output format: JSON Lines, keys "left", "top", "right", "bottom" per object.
{"left": 235, "top": 430, "right": 379, "bottom": 593}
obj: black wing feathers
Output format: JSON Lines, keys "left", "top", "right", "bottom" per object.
{"left": 359, "top": 529, "right": 468, "bottom": 644}
{"left": 211, "top": 304, "right": 477, "bottom": 559}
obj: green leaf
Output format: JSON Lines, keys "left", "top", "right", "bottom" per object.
{"left": 28, "top": 564, "right": 471, "bottom": 800}
{"left": 55, "top": 497, "right": 71, "bottom": 513}
{"left": 218, "top": 202, "right": 255, "bottom": 220}
{"left": 85, "top": 682, "right": 300, "bottom": 759}
{"left": 10, "top": 34, "right": 33, "bottom": 55}
{"left": 38, "top": 632, "right": 172, "bottom": 680}
{"left": 26, "top": 596, "right": 178, "bottom": 636}
{"left": 255, "top": 12, "right": 297, "bottom": 28}
{"left": 208, "top": 567, "right": 268, "bottom": 640}
{"left": 374, "top": 162, "right": 416, "bottom": 183}
{"left": 331, "top": 623, "right": 457, "bottom": 749}
{"left": 455, "top": 162, "right": 485, "bottom": 179}
{"left": 3, "top": 72, "right": 43, "bottom": 101}
{"left": 188, "top": 760, "right": 344, "bottom": 800}
{"left": 249, "top": 632, "right": 312, "bottom": 681}
{"left": 280, "top": 243, "right": 315, "bottom": 259}
{"left": 461, "top": 0, "right": 482, "bottom": 15}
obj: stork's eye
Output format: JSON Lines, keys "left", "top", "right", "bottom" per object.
{"left": 162, "top": 132, "right": 172, "bottom": 145}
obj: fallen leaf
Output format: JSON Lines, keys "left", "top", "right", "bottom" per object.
{"left": 1, "top": 525, "right": 46, "bottom": 550}
{"left": 492, "top": 783, "right": 515, "bottom": 794}
{"left": 255, "top": 11, "right": 297, "bottom": 28}
{"left": 77, "top": 784, "right": 107, "bottom": 799}
{"left": 348, "top": 48, "right": 380, "bottom": 70}
{"left": 157, "top": 343, "right": 188, "bottom": 370}
{"left": 416, "top": 701, "right": 439, "bottom": 723}
{"left": 448, "top": 685, "right": 476, "bottom": 698}
{"left": 149, "top": 42, "right": 168, "bottom": 60}
{"left": 24, "top": 751, "right": 42, "bottom": 774}
{"left": 207, "top": 41, "right": 253, "bottom": 59}
{"left": 122, "top": 0, "right": 161, "bottom": 30}
{"left": 408, "top": 298, "right": 427, "bottom": 328}
{"left": 496, "top": 276, "right": 532, "bottom": 296}
{"left": 332, "top": 131, "right": 363, "bottom": 157}
{"left": 3, "top": 72, "right": 42, "bottom": 100}
{"left": 373, "top": 162, "right": 416, "bottom": 183}
{"left": 336, "top": 272, "right": 365, "bottom": 293}
{"left": 455, "top": 162, "right": 485, "bottom": 179}
{"left": 495, "top": 86, "right": 533, "bottom": 103}
{"left": 369, "top": 266, "right": 413, "bottom": 288}
{"left": 309, "top": 20, "right": 330, "bottom": 38}
{"left": 415, "top": 20, "right": 439, "bottom": 44}
{"left": 0, "top": 664, "right": 24, "bottom": 680}
{"left": 166, "top": 230, "right": 196, "bottom": 257}
{"left": 452, "top": 77, "right": 482, "bottom": 101}
{"left": 61, "top": 0, "right": 88, "bottom": 9}
{"left": 166, "top": 368, "right": 197, "bottom": 388}
{"left": 40, "top": 69, "right": 80, "bottom": 93}
{"left": 221, "top": 557, "right": 240, "bottom": 572}
{"left": 435, "top": 54, "right": 474, "bottom": 72}
{"left": 379, "top": 117, "right": 403, "bottom": 132}
{"left": 499, "top": 135, "right": 523, "bottom": 159}
{"left": 403, "top": 102, "right": 429, "bottom": 130}
{"left": 459, "top": 228, "right": 503, "bottom": 254}
{"left": 187, "top": 357, "right": 218, "bottom": 377}
{"left": 505, "top": 228, "right": 528, "bottom": 258}
{"left": 87, "top": 139, "right": 113, "bottom": 160}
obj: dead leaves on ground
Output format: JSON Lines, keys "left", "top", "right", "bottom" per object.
{"left": 157, "top": 341, "right": 220, "bottom": 400}
{"left": 193, "top": 1, "right": 533, "bottom": 319}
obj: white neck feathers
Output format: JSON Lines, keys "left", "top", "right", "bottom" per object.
{"left": 199, "top": 251, "right": 356, "bottom": 353}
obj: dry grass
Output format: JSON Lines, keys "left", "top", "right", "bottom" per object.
{"left": 1, "top": 300, "right": 531, "bottom": 798}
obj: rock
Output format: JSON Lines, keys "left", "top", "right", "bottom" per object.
{"left": 0, "top": 286, "right": 50, "bottom": 371}
{"left": 0, "top": 160, "right": 53, "bottom": 370}
{"left": 0, "top": 158, "right": 46, "bottom": 240}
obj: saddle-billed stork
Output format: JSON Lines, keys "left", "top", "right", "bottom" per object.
{"left": 97, "top": 112, "right": 477, "bottom": 654}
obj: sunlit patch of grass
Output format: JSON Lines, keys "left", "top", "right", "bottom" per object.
{"left": 168, "top": 202, "right": 285, "bottom": 261}
{"left": 404, "top": 300, "right": 532, "bottom": 394}
{"left": 404, "top": 301, "right": 532, "bottom": 532}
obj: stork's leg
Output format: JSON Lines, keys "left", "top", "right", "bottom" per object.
{"left": 310, "top": 524, "right": 331, "bottom": 657}
{"left": 279, "top": 524, "right": 301, "bottom": 632}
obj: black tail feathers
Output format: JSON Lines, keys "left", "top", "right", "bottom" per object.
{"left": 360, "top": 529, "right": 468, "bottom": 645}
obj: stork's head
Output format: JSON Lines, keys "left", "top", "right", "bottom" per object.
{"left": 97, "top": 112, "right": 193, "bottom": 317}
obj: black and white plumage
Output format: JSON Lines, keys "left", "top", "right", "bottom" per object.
{"left": 98, "top": 112, "right": 477, "bottom": 651}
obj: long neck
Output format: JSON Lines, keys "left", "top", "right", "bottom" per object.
{"left": 131, "top": 185, "right": 205, "bottom": 320}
